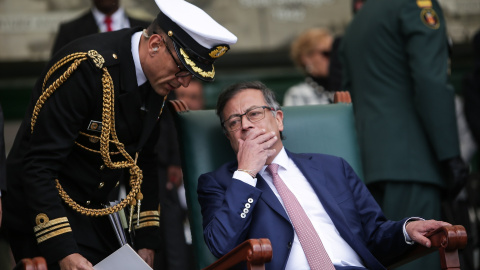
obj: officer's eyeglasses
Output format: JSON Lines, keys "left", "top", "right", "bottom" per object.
{"left": 160, "top": 36, "right": 192, "bottom": 78}
{"left": 222, "top": 106, "right": 276, "bottom": 132}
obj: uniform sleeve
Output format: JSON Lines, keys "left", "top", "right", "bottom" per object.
{"left": 197, "top": 172, "right": 263, "bottom": 258}
{"left": 399, "top": 0, "right": 460, "bottom": 160}
{"left": 22, "top": 61, "right": 99, "bottom": 262}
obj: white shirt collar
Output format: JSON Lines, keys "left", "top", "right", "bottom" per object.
{"left": 260, "top": 147, "right": 288, "bottom": 175}
{"left": 131, "top": 31, "right": 147, "bottom": 86}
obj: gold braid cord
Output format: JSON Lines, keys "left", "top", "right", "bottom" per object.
{"left": 31, "top": 50, "right": 144, "bottom": 217}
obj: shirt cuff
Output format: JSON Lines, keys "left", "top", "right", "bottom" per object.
{"left": 233, "top": 170, "right": 257, "bottom": 187}
{"left": 403, "top": 217, "right": 425, "bottom": 244}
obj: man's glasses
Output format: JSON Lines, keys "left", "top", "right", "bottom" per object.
{"left": 222, "top": 106, "right": 275, "bottom": 132}
{"left": 160, "top": 36, "right": 192, "bottom": 78}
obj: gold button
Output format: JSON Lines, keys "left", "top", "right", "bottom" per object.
{"left": 168, "top": 31, "right": 173, "bottom": 36}
{"left": 100, "top": 165, "right": 105, "bottom": 170}
{"left": 115, "top": 181, "right": 119, "bottom": 187}
{"left": 86, "top": 200, "right": 91, "bottom": 205}
{"left": 89, "top": 137, "right": 99, "bottom": 143}
{"left": 98, "top": 182, "right": 105, "bottom": 189}
{"left": 112, "top": 53, "right": 118, "bottom": 59}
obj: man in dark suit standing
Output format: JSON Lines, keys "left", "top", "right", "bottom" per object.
{"left": 3, "top": 0, "right": 237, "bottom": 269}
{"left": 198, "top": 81, "right": 450, "bottom": 270}
{"left": 339, "top": 1, "right": 468, "bottom": 269}
{"left": 51, "top": 0, "right": 150, "bottom": 55}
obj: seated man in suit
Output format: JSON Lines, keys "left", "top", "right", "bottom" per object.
{"left": 197, "top": 81, "right": 450, "bottom": 270}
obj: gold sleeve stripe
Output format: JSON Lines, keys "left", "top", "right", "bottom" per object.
{"left": 132, "top": 211, "right": 159, "bottom": 219}
{"left": 134, "top": 221, "right": 160, "bottom": 229}
{"left": 136, "top": 216, "right": 160, "bottom": 223}
{"left": 35, "top": 224, "right": 70, "bottom": 238}
{"left": 36, "top": 227, "right": 73, "bottom": 244}
{"left": 34, "top": 217, "right": 69, "bottom": 232}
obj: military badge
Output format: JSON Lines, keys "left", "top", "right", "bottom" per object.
{"left": 209, "top": 46, "right": 229, "bottom": 58}
{"left": 420, "top": 8, "right": 440, "bottom": 29}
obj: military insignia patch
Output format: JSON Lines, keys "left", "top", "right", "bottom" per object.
{"left": 420, "top": 8, "right": 440, "bottom": 29}
{"left": 416, "top": 0, "right": 432, "bottom": 8}
{"left": 88, "top": 120, "right": 103, "bottom": 132}
{"left": 209, "top": 46, "right": 229, "bottom": 58}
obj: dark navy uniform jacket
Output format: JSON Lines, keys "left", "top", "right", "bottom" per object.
{"left": 5, "top": 28, "right": 162, "bottom": 264}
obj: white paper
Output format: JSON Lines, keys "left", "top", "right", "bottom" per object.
{"left": 94, "top": 244, "right": 152, "bottom": 270}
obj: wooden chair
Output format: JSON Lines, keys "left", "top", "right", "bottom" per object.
{"left": 169, "top": 91, "right": 467, "bottom": 269}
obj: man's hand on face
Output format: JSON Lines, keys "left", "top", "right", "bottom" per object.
{"left": 59, "top": 253, "right": 94, "bottom": 270}
{"left": 237, "top": 129, "right": 278, "bottom": 176}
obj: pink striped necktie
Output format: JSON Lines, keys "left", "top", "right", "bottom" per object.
{"left": 266, "top": 163, "right": 335, "bottom": 270}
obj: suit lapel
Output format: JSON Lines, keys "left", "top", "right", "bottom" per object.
{"left": 288, "top": 151, "right": 356, "bottom": 245}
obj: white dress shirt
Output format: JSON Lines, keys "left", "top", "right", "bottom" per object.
{"left": 92, "top": 7, "right": 131, "bottom": 33}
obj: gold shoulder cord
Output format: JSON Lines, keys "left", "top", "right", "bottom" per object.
{"left": 30, "top": 50, "right": 159, "bottom": 229}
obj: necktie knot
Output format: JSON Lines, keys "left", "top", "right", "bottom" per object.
{"left": 266, "top": 163, "right": 279, "bottom": 177}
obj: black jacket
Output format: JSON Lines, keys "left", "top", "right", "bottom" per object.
{"left": 5, "top": 28, "right": 162, "bottom": 264}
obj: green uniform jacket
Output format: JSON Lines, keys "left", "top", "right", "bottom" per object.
{"left": 339, "top": 0, "right": 460, "bottom": 186}
{"left": 4, "top": 28, "right": 162, "bottom": 264}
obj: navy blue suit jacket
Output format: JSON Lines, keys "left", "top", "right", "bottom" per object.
{"left": 198, "top": 150, "right": 413, "bottom": 270}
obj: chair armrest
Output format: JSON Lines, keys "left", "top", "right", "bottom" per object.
{"left": 387, "top": 225, "right": 467, "bottom": 270}
{"left": 202, "top": 238, "right": 272, "bottom": 270}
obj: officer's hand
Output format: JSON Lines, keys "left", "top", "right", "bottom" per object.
{"left": 166, "top": 165, "right": 183, "bottom": 190}
{"left": 405, "top": 220, "right": 451, "bottom": 248}
{"left": 138, "top": 248, "right": 155, "bottom": 267}
{"left": 59, "top": 253, "right": 93, "bottom": 270}
{"left": 442, "top": 156, "right": 469, "bottom": 199}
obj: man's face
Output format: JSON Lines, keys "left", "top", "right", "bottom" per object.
{"left": 176, "top": 81, "right": 204, "bottom": 110}
{"left": 142, "top": 34, "right": 193, "bottom": 96}
{"left": 93, "top": 0, "right": 119, "bottom": 15}
{"left": 301, "top": 35, "right": 333, "bottom": 78}
{"left": 222, "top": 89, "right": 284, "bottom": 153}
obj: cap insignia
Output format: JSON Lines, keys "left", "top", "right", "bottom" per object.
{"left": 209, "top": 46, "right": 229, "bottom": 58}
{"left": 420, "top": 8, "right": 440, "bottom": 29}
{"left": 180, "top": 48, "right": 215, "bottom": 78}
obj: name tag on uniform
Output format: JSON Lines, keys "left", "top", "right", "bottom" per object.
{"left": 88, "top": 120, "right": 103, "bottom": 132}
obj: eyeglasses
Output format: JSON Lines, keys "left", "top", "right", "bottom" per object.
{"left": 160, "top": 36, "right": 192, "bottom": 78}
{"left": 222, "top": 106, "right": 275, "bottom": 132}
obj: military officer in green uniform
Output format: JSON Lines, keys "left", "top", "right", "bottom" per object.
{"left": 3, "top": 0, "right": 236, "bottom": 269}
{"left": 340, "top": 0, "right": 468, "bottom": 269}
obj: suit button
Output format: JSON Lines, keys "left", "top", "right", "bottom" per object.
{"left": 243, "top": 208, "right": 249, "bottom": 213}
{"left": 247, "top": 198, "right": 254, "bottom": 203}
{"left": 115, "top": 181, "right": 120, "bottom": 187}
{"left": 245, "top": 203, "right": 251, "bottom": 208}
{"left": 100, "top": 165, "right": 105, "bottom": 170}
{"left": 98, "top": 182, "right": 105, "bottom": 189}
{"left": 86, "top": 200, "right": 91, "bottom": 205}
{"left": 112, "top": 53, "right": 118, "bottom": 59}
{"left": 240, "top": 213, "right": 246, "bottom": 218}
